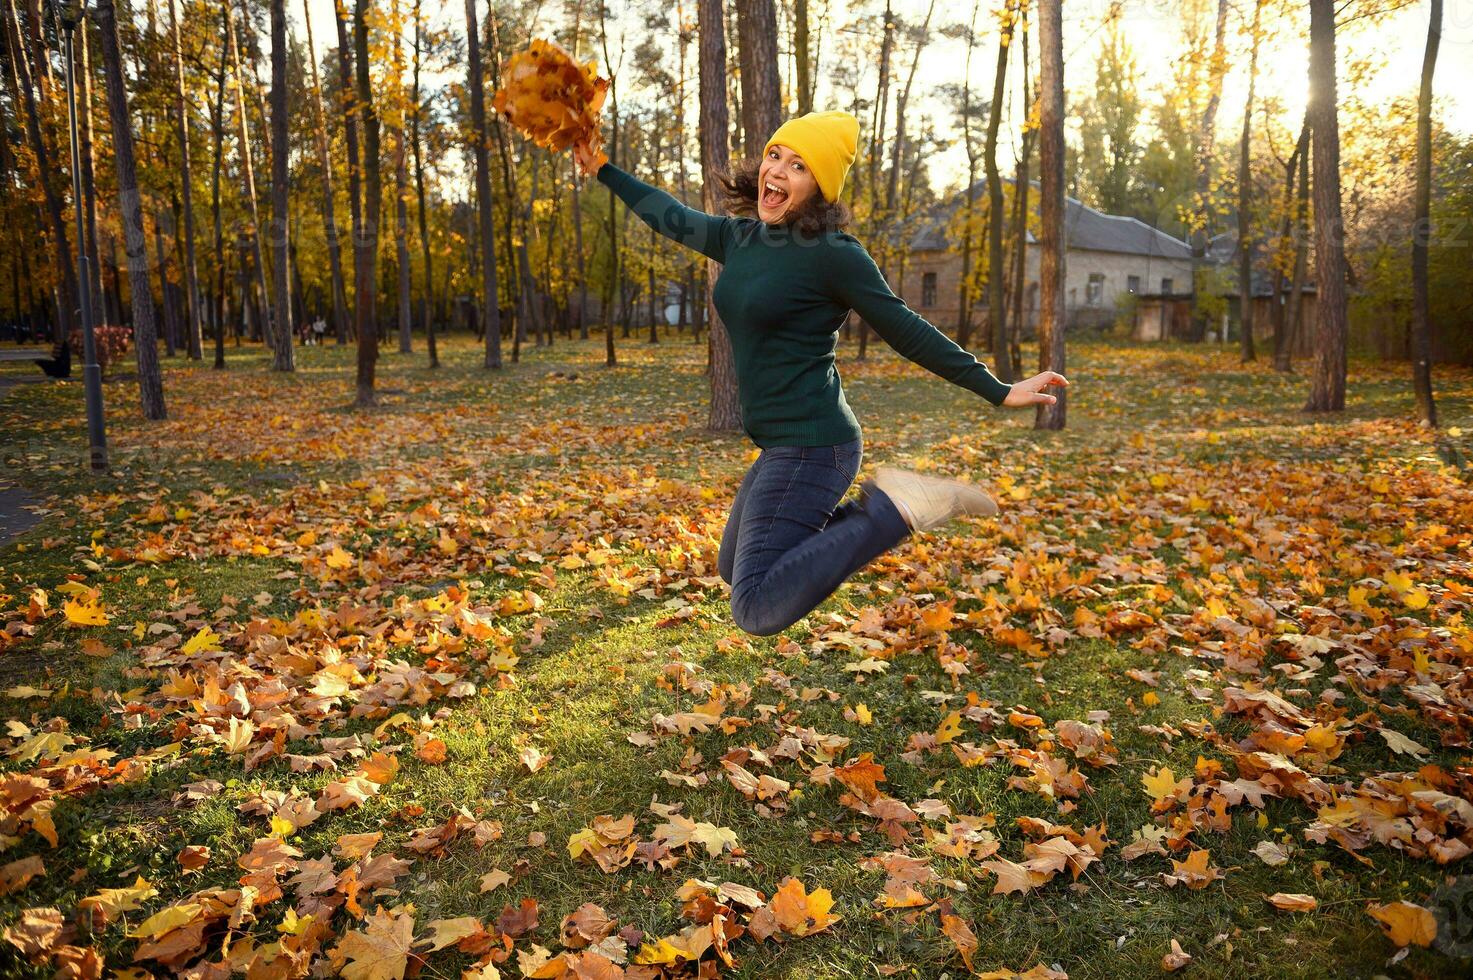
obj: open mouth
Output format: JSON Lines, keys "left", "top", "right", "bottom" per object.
{"left": 761, "top": 180, "right": 789, "bottom": 210}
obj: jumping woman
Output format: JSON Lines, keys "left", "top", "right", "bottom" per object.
{"left": 571, "top": 110, "right": 1067, "bottom": 637}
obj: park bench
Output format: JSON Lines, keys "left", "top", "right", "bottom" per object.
{"left": 0, "top": 345, "right": 70, "bottom": 378}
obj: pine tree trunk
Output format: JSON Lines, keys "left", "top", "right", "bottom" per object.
{"left": 393, "top": 0, "right": 412, "bottom": 354}
{"left": 1034, "top": 0, "right": 1065, "bottom": 431}
{"left": 1237, "top": 0, "right": 1262, "bottom": 363}
{"left": 1304, "top": 0, "right": 1348, "bottom": 412}
{"left": 985, "top": 1, "right": 1014, "bottom": 381}
{"left": 794, "top": 0, "right": 812, "bottom": 115}
{"left": 411, "top": 0, "right": 437, "bottom": 367}
{"left": 1271, "top": 121, "right": 1307, "bottom": 373}
{"left": 95, "top": 0, "right": 166, "bottom": 419}
{"left": 354, "top": 0, "right": 382, "bottom": 402}
{"left": 303, "top": 0, "right": 349, "bottom": 347}
{"left": 269, "top": 0, "right": 294, "bottom": 370}
{"left": 736, "top": 0, "right": 783, "bottom": 155}
{"left": 1411, "top": 0, "right": 1440, "bottom": 426}
{"left": 698, "top": 0, "right": 739, "bottom": 432}
{"left": 166, "top": 0, "right": 202, "bottom": 359}
{"left": 226, "top": 4, "right": 271, "bottom": 351}
{"left": 2, "top": 0, "right": 77, "bottom": 341}
{"left": 465, "top": 0, "right": 501, "bottom": 369}
{"left": 334, "top": 0, "right": 361, "bottom": 345}
{"left": 210, "top": 2, "right": 228, "bottom": 368}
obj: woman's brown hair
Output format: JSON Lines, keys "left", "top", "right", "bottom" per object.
{"left": 715, "top": 155, "right": 852, "bottom": 236}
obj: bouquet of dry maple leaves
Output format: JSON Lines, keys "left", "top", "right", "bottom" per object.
{"left": 491, "top": 38, "right": 610, "bottom": 177}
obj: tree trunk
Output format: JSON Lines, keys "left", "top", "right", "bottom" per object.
{"left": 411, "top": 0, "right": 437, "bottom": 367}
{"left": 599, "top": 2, "right": 620, "bottom": 363}
{"left": 1237, "top": 0, "right": 1263, "bottom": 363}
{"left": 1285, "top": 142, "right": 1309, "bottom": 363}
{"left": 1034, "top": 0, "right": 1065, "bottom": 431}
{"left": 465, "top": 0, "right": 501, "bottom": 369}
{"left": 1007, "top": 6, "right": 1032, "bottom": 373}
{"left": 1304, "top": 0, "right": 1348, "bottom": 413}
{"left": 955, "top": 1, "right": 980, "bottom": 351}
{"left": 354, "top": 0, "right": 382, "bottom": 402}
{"left": 163, "top": 0, "right": 203, "bottom": 358}
{"left": 2, "top": 0, "right": 77, "bottom": 341}
{"left": 1190, "top": 0, "right": 1229, "bottom": 339}
{"left": 698, "top": 0, "right": 739, "bottom": 432}
{"left": 392, "top": 0, "right": 412, "bottom": 354}
{"left": 303, "top": 0, "right": 349, "bottom": 347}
{"left": 735, "top": 0, "right": 783, "bottom": 156}
{"left": 795, "top": 0, "right": 812, "bottom": 115}
{"left": 210, "top": 1, "right": 228, "bottom": 368}
{"left": 226, "top": 3, "right": 270, "bottom": 350}
{"left": 1411, "top": 0, "right": 1440, "bottom": 426}
{"left": 95, "top": 0, "right": 166, "bottom": 419}
{"left": 269, "top": 0, "right": 294, "bottom": 370}
{"left": 334, "top": 0, "right": 361, "bottom": 345}
{"left": 1271, "top": 121, "right": 1307, "bottom": 373}
{"left": 985, "top": 1, "right": 1015, "bottom": 381}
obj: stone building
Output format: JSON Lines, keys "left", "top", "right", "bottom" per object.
{"left": 894, "top": 179, "right": 1196, "bottom": 337}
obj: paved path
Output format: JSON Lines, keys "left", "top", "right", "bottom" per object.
{"left": 0, "top": 368, "right": 44, "bottom": 544}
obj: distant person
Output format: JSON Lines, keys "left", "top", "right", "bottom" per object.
{"left": 312, "top": 318, "right": 328, "bottom": 346}
{"left": 569, "top": 111, "right": 1067, "bottom": 637}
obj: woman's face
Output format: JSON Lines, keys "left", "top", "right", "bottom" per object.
{"left": 758, "top": 144, "right": 820, "bottom": 224}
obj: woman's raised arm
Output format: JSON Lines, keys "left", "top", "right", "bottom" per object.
{"left": 595, "top": 161, "right": 737, "bottom": 264}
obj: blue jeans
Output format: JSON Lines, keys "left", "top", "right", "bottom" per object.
{"left": 717, "top": 437, "right": 912, "bottom": 636}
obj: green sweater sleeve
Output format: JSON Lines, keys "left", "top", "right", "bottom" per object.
{"left": 826, "top": 235, "right": 1013, "bottom": 406}
{"left": 596, "top": 162, "right": 735, "bottom": 264}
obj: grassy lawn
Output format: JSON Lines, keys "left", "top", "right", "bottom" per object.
{"left": 2, "top": 331, "right": 1471, "bottom": 979}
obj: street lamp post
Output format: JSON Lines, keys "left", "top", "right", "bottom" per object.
{"left": 53, "top": 0, "right": 108, "bottom": 472}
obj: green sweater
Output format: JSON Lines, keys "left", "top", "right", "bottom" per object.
{"left": 597, "top": 162, "right": 1012, "bottom": 447}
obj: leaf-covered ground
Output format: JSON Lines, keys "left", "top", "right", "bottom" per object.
{"left": 2, "top": 335, "right": 1472, "bottom": 980}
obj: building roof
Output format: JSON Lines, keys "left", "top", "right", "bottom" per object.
{"left": 908, "top": 178, "right": 1193, "bottom": 260}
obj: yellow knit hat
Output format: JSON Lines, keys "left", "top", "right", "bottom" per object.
{"left": 762, "top": 110, "right": 860, "bottom": 204}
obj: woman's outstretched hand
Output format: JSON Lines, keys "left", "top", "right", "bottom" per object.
{"left": 1002, "top": 370, "right": 1070, "bottom": 407}
{"left": 572, "top": 138, "right": 604, "bottom": 178}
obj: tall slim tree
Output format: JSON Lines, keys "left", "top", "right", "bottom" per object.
{"left": 355, "top": 0, "right": 383, "bottom": 403}
{"left": 1034, "top": 0, "right": 1065, "bottom": 430}
{"left": 1304, "top": 0, "right": 1349, "bottom": 412}
{"left": 1270, "top": 121, "right": 1308, "bottom": 372}
{"left": 465, "top": 0, "right": 500, "bottom": 369}
{"left": 984, "top": 0, "right": 1015, "bottom": 381}
{"left": 210, "top": 0, "right": 230, "bottom": 368}
{"left": 2, "top": 0, "right": 77, "bottom": 340}
{"left": 269, "top": 0, "right": 294, "bottom": 370}
{"left": 226, "top": 1, "right": 270, "bottom": 347}
{"left": 391, "top": 0, "right": 412, "bottom": 354}
{"left": 1191, "top": 0, "right": 1229, "bottom": 337}
{"left": 1410, "top": 0, "right": 1440, "bottom": 426}
{"left": 410, "top": 0, "right": 437, "bottom": 367}
{"left": 94, "top": 0, "right": 166, "bottom": 418}
{"left": 302, "top": 0, "right": 349, "bottom": 346}
{"left": 1236, "top": 0, "right": 1264, "bottom": 363}
{"left": 794, "top": 0, "right": 812, "bottom": 115}
{"left": 735, "top": 0, "right": 782, "bottom": 155}
{"left": 334, "top": 0, "right": 361, "bottom": 345}
{"left": 698, "top": 0, "right": 739, "bottom": 432}
{"left": 167, "top": 0, "right": 202, "bottom": 359}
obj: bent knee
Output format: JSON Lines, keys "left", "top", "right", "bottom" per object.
{"left": 729, "top": 589, "right": 790, "bottom": 637}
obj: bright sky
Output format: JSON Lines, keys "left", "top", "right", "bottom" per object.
{"left": 295, "top": 0, "right": 1473, "bottom": 196}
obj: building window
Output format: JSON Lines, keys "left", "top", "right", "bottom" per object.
{"left": 921, "top": 272, "right": 936, "bottom": 308}
{"left": 1127, "top": 275, "right": 1140, "bottom": 294}
{"left": 1161, "top": 277, "right": 1174, "bottom": 295}
{"left": 1069, "top": 287, "right": 1077, "bottom": 307}
{"left": 1087, "top": 273, "right": 1105, "bottom": 306}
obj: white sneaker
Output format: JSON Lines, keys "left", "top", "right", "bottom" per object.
{"left": 871, "top": 465, "right": 999, "bottom": 532}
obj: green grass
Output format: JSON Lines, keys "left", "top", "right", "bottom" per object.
{"left": 1, "top": 333, "right": 1471, "bottom": 978}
